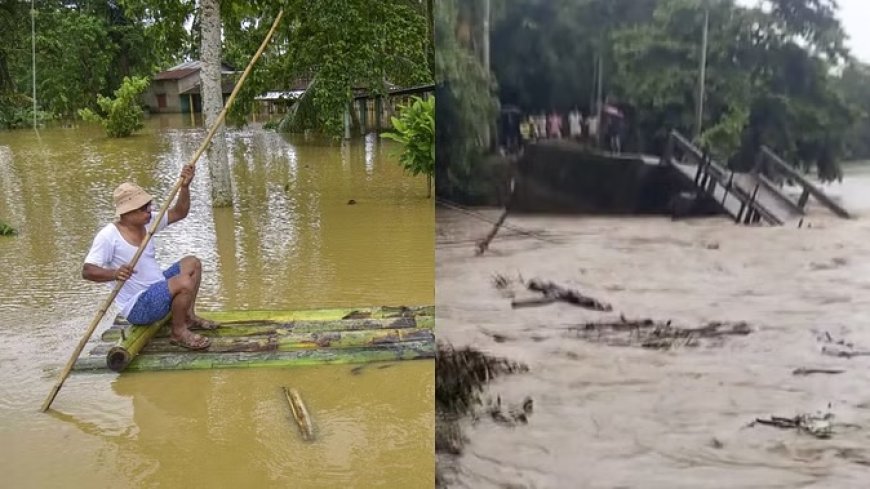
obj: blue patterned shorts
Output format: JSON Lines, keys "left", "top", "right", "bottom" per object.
{"left": 126, "top": 262, "right": 181, "bottom": 325}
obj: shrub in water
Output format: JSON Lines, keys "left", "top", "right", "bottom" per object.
{"left": 79, "top": 76, "right": 149, "bottom": 137}
{"left": 381, "top": 96, "right": 435, "bottom": 197}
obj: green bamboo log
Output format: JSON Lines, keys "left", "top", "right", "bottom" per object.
{"left": 73, "top": 341, "right": 434, "bottom": 372}
{"left": 275, "top": 328, "right": 434, "bottom": 350}
{"left": 106, "top": 315, "right": 171, "bottom": 372}
{"left": 100, "top": 315, "right": 433, "bottom": 342}
{"left": 91, "top": 328, "right": 433, "bottom": 355}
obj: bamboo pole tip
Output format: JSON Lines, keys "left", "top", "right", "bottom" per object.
{"left": 107, "top": 347, "right": 132, "bottom": 372}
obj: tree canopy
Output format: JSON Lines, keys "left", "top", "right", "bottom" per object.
{"left": 484, "top": 0, "right": 870, "bottom": 181}
{"left": 0, "top": 0, "right": 433, "bottom": 136}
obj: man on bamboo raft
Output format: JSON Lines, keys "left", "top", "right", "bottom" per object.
{"left": 81, "top": 165, "right": 216, "bottom": 351}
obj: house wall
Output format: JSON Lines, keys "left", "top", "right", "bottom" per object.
{"left": 177, "top": 73, "right": 201, "bottom": 96}
{"left": 144, "top": 80, "right": 182, "bottom": 113}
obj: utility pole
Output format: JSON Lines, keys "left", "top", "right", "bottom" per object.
{"left": 596, "top": 51, "right": 603, "bottom": 147}
{"left": 482, "top": 0, "right": 490, "bottom": 74}
{"left": 482, "top": 0, "right": 493, "bottom": 150}
{"left": 31, "top": 0, "right": 36, "bottom": 128}
{"left": 695, "top": 4, "right": 710, "bottom": 141}
{"left": 589, "top": 52, "right": 597, "bottom": 116}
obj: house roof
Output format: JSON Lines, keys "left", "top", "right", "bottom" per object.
{"left": 154, "top": 60, "right": 237, "bottom": 81}
{"left": 179, "top": 79, "right": 236, "bottom": 95}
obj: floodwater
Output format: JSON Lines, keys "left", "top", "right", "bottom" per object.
{"left": 436, "top": 164, "right": 870, "bottom": 488}
{"left": 0, "top": 115, "right": 434, "bottom": 488}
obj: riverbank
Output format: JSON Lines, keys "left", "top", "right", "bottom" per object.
{"left": 435, "top": 197, "right": 870, "bottom": 487}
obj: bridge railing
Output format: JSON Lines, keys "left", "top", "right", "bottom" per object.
{"left": 756, "top": 147, "right": 851, "bottom": 219}
{"left": 664, "top": 131, "right": 780, "bottom": 225}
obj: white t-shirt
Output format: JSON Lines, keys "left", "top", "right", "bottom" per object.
{"left": 84, "top": 212, "right": 171, "bottom": 318}
{"left": 569, "top": 112, "right": 582, "bottom": 137}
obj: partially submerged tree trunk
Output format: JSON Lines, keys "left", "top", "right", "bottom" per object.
{"left": 200, "top": 0, "right": 233, "bottom": 207}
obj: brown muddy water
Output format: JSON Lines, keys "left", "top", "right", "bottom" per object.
{"left": 436, "top": 165, "right": 870, "bottom": 488}
{"left": 0, "top": 115, "right": 434, "bottom": 488}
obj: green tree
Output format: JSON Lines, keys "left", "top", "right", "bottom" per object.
{"left": 279, "top": 0, "right": 432, "bottom": 135}
{"left": 0, "top": 0, "right": 192, "bottom": 125}
{"left": 382, "top": 96, "right": 435, "bottom": 197}
{"left": 435, "top": 0, "right": 498, "bottom": 201}
{"left": 836, "top": 62, "right": 870, "bottom": 162}
{"left": 486, "top": 0, "right": 860, "bottom": 181}
{"left": 78, "top": 76, "right": 150, "bottom": 137}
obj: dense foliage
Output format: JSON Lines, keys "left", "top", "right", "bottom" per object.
{"left": 214, "top": 0, "right": 433, "bottom": 135}
{"left": 0, "top": 0, "right": 433, "bottom": 137}
{"left": 485, "top": 0, "right": 870, "bottom": 181}
{"left": 435, "top": 0, "right": 499, "bottom": 200}
{"left": 78, "top": 76, "right": 149, "bottom": 137}
{"left": 382, "top": 96, "right": 435, "bottom": 197}
{"left": 0, "top": 0, "right": 188, "bottom": 125}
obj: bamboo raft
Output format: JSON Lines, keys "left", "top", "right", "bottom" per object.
{"left": 72, "top": 305, "right": 435, "bottom": 373}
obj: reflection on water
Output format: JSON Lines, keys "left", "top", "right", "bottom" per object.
{"left": 0, "top": 115, "right": 434, "bottom": 488}
{"left": 436, "top": 169, "right": 870, "bottom": 488}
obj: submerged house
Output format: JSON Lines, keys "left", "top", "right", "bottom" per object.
{"left": 143, "top": 61, "right": 237, "bottom": 114}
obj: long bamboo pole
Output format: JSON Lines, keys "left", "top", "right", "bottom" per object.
{"left": 40, "top": 9, "right": 285, "bottom": 412}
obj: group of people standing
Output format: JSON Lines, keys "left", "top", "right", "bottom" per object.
{"left": 500, "top": 104, "right": 625, "bottom": 155}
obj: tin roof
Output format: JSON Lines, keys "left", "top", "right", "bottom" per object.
{"left": 154, "top": 61, "right": 237, "bottom": 81}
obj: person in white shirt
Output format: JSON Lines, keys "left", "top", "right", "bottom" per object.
{"left": 568, "top": 108, "right": 583, "bottom": 139}
{"left": 82, "top": 165, "right": 214, "bottom": 350}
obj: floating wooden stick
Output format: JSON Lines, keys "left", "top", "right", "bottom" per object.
{"left": 283, "top": 387, "right": 314, "bottom": 441}
{"left": 476, "top": 177, "right": 515, "bottom": 256}
{"left": 526, "top": 279, "right": 612, "bottom": 311}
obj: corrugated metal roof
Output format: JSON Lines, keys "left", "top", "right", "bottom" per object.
{"left": 155, "top": 68, "right": 198, "bottom": 81}
{"left": 154, "top": 61, "right": 237, "bottom": 81}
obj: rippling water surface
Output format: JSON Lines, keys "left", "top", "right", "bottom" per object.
{"left": 0, "top": 116, "right": 434, "bottom": 488}
{"left": 436, "top": 164, "right": 870, "bottom": 488}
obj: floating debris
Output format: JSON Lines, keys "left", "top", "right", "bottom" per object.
{"left": 792, "top": 367, "right": 845, "bottom": 376}
{"left": 475, "top": 177, "right": 515, "bottom": 256}
{"left": 810, "top": 257, "right": 848, "bottom": 270}
{"left": 513, "top": 279, "right": 612, "bottom": 311}
{"left": 282, "top": 387, "right": 315, "bottom": 441}
{"left": 566, "top": 317, "right": 751, "bottom": 349}
{"left": 435, "top": 342, "right": 529, "bottom": 460}
{"left": 485, "top": 395, "right": 534, "bottom": 427}
{"left": 491, "top": 273, "right": 512, "bottom": 289}
{"left": 822, "top": 348, "right": 870, "bottom": 359}
{"left": 436, "top": 342, "right": 528, "bottom": 415}
{"left": 814, "top": 330, "right": 870, "bottom": 358}
{"left": 752, "top": 412, "right": 834, "bottom": 439}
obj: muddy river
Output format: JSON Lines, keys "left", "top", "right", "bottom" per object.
{"left": 0, "top": 115, "right": 434, "bottom": 488}
{"left": 436, "top": 164, "right": 870, "bottom": 488}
